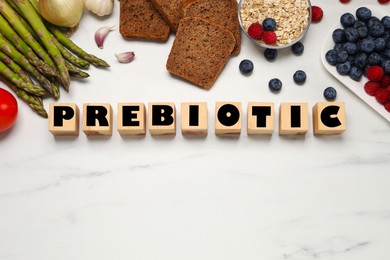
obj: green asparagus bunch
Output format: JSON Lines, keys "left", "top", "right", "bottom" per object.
{"left": 0, "top": 0, "right": 110, "bottom": 118}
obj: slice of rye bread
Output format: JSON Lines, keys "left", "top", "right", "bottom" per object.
{"left": 181, "top": 0, "right": 241, "bottom": 55}
{"left": 120, "top": 0, "right": 170, "bottom": 41}
{"left": 166, "top": 17, "right": 236, "bottom": 89}
{"left": 150, "top": 0, "right": 189, "bottom": 32}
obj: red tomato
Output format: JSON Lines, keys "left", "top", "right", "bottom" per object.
{"left": 0, "top": 88, "right": 18, "bottom": 132}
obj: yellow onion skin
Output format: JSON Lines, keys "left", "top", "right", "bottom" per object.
{"left": 39, "top": 0, "right": 84, "bottom": 28}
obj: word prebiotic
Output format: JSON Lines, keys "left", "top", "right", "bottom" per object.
{"left": 48, "top": 102, "right": 346, "bottom": 137}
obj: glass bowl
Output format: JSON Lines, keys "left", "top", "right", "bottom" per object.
{"left": 238, "top": 0, "right": 312, "bottom": 49}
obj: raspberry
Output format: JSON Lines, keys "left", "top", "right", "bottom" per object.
{"left": 262, "top": 31, "right": 277, "bottom": 45}
{"left": 311, "top": 6, "right": 323, "bottom": 23}
{"left": 339, "top": 0, "right": 351, "bottom": 3}
{"left": 385, "top": 102, "right": 390, "bottom": 113}
{"left": 364, "top": 81, "right": 380, "bottom": 96}
{"left": 247, "top": 22, "right": 263, "bottom": 40}
{"left": 379, "top": 75, "right": 390, "bottom": 88}
{"left": 366, "top": 66, "right": 384, "bottom": 82}
{"left": 378, "top": 0, "right": 389, "bottom": 4}
{"left": 375, "top": 88, "right": 390, "bottom": 104}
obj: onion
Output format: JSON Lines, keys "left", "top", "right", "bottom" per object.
{"left": 39, "top": 0, "right": 85, "bottom": 28}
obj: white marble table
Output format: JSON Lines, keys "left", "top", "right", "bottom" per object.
{"left": 1, "top": 1, "right": 389, "bottom": 259}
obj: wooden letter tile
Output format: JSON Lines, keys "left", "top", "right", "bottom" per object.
{"left": 279, "top": 102, "right": 309, "bottom": 136}
{"left": 117, "top": 103, "right": 146, "bottom": 136}
{"left": 82, "top": 103, "right": 113, "bottom": 136}
{"left": 215, "top": 102, "right": 241, "bottom": 135}
{"left": 49, "top": 103, "right": 79, "bottom": 136}
{"left": 148, "top": 102, "right": 176, "bottom": 135}
{"left": 313, "top": 102, "right": 346, "bottom": 135}
{"left": 247, "top": 102, "right": 274, "bottom": 135}
{"left": 181, "top": 102, "right": 208, "bottom": 135}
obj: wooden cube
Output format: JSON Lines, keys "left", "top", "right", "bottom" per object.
{"left": 82, "top": 103, "right": 113, "bottom": 136}
{"left": 279, "top": 102, "right": 309, "bottom": 136}
{"left": 313, "top": 102, "right": 346, "bottom": 135}
{"left": 148, "top": 102, "right": 176, "bottom": 135}
{"left": 247, "top": 102, "right": 274, "bottom": 135}
{"left": 117, "top": 103, "right": 146, "bottom": 136}
{"left": 215, "top": 102, "right": 241, "bottom": 135}
{"left": 49, "top": 103, "right": 79, "bottom": 136}
{"left": 181, "top": 102, "right": 208, "bottom": 135}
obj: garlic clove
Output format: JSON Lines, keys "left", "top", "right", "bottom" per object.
{"left": 94, "top": 26, "right": 115, "bottom": 49}
{"left": 85, "top": 0, "right": 114, "bottom": 16}
{"left": 115, "top": 52, "right": 135, "bottom": 63}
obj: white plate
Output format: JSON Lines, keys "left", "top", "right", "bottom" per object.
{"left": 320, "top": 5, "right": 390, "bottom": 123}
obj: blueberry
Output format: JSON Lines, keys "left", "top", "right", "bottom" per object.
{"left": 336, "top": 61, "right": 352, "bottom": 75}
{"left": 324, "top": 87, "right": 337, "bottom": 101}
{"left": 325, "top": 49, "right": 338, "bottom": 66}
{"left": 368, "top": 52, "right": 382, "bottom": 65}
{"left": 293, "top": 70, "right": 307, "bottom": 84}
{"left": 381, "top": 16, "right": 390, "bottom": 30}
{"left": 354, "top": 52, "right": 368, "bottom": 69}
{"left": 344, "top": 27, "right": 359, "bottom": 42}
{"left": 268, "top": 78, "right": 282, "bottom": 92}
{"left": 332, "top": 29, "right": 346, "bottom": 43}
{"left": 239, "top": 59, "right": 254, "bottom": 75}
{"left": 356, "top": 25, "right": 368, "bottom": 38}
{"left": 349, "top": 66, "right": 363, "bottom": 81}
{"left": 367, "top": 17, "right": 381, "bottom": 27}
{"left": 343, "top": 42, "right": 359, "bottom": 55}
{"left": 264, "top": 48, "right": 278, "bottom": 61}
{"left": 383, "top": 49, "right": 390, "bottom": 59}
{"left": 337, "top": 50, "right": 349, "bottom": 63}
{"left": 340, "top": 13, "right": 356, "bottom": 27}
{"left": 382, "top": 60, "right": 390, "bottom": 74}
{"left": 262, "top": 18, "right": 277, "bottom": 31}
{"left": 354, "top": 20, "right": 366, "bottom": 29}
{"left": 360, "top": 37, "right": 375, "bottom": 54}
{"left": 334, "top": 43, "right": 344, "bottom": 53}
{"left": 374, "top": 37, "right": 386, "bottom": 52}
{"left": 368, "top": 21, "right": 385, "bottom": 37}
{"left": 356, "top": 7, "right": 372, "bottom": 22}
{"left": 291, "top": 42, "right": 304, "bottom": 55}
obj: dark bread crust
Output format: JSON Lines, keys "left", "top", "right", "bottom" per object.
{"left": 120, "top": 0, "right": 170, "bottom": 41}
{"left": 166, "top": 17, "right": 235, "bottom": 89}
{"left": 150, "top": 0, "right": 189, "bottom": 32}
{"left": 181, "top": 0, "right": 241, "bottom": 55}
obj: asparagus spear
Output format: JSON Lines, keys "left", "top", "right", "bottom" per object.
{"left": 53, "top": 37, "right": 90, "bottom": 69}
{"left": 65, "top": 61, "right": 90, "bottom": 78}
{"left": 0, "top": 33, "right": 54, "bottom": 95}
{"left": 1, "top": 0, "right": 70, "bottom": 91}
{"left": 0, "top": 76, "right": 48, "bottom": 118}
{"left": 48, "top": 25, "right": 110, "bottom": 68}
{"left": 0, "top": 59, "right": 46, "bottom": 96}
{"left": 0, "top": 14, "right": 56, "bottom": 77}
{"left": 0, "top": 50, "right": 31, "bottom": 83}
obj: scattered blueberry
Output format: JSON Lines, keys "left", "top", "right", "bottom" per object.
{"left": 356, "top": 7, "right": 372, "bottom": 22}
{"left": 332, "top": 29, "right": 346, "bottom": 43}
{"left": 336, "top": 61, "right": 352, "bottom": 75}
{"left": 264, "top": 48, "right": 278, "bottom": 61}
{"left": 340, "top": 13, "right": 356, "bottom": 27}
{"left": 343, "top": 42, "right": 359, "bottom": 55}
{"left": 368, "top": 21, "right": 385, "bottom": 37}
{"left": 262, "top": 18, "right": 277, "bottom": 31}
{"left": 325, "top": 50, "right": 338, "bottom": 65}
{"left": 368, "top": 52, "right": 382, "bottom": 65}
{"left": 349, "top": 66, "right": 363, "bottom": 81}
{"left": 239, "top": 59, "right": 254, "bottom": 75}
{"left": 344, "top": 27, "right": 359, "bottom": 42}
{"left": 268, "top": 78, "right": 282, "bottom": 92}
{"left": 324, "top": 87, "right": 337, "bottom": 101}
{"left": 360, "top": 37, "right": 376, "bottom": 53}
{"left": 291, "top": 42, "right": 304, "bottom": 55}
{"left": 381, "top": 16, "right": 390, "bottom": 30}
{"left": 293, "top": 70, "right": 307, "bottom": 84}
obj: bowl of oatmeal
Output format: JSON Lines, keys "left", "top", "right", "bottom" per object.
{"left": 238, "top": 0, "right": 312, "bottom": 49}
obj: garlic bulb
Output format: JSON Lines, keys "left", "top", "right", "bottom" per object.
{"left": 39, "top": 0, "right": 84, "bottom": 28}
{"left": 84, "top": 0, "right": 114, "bottom": 16}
